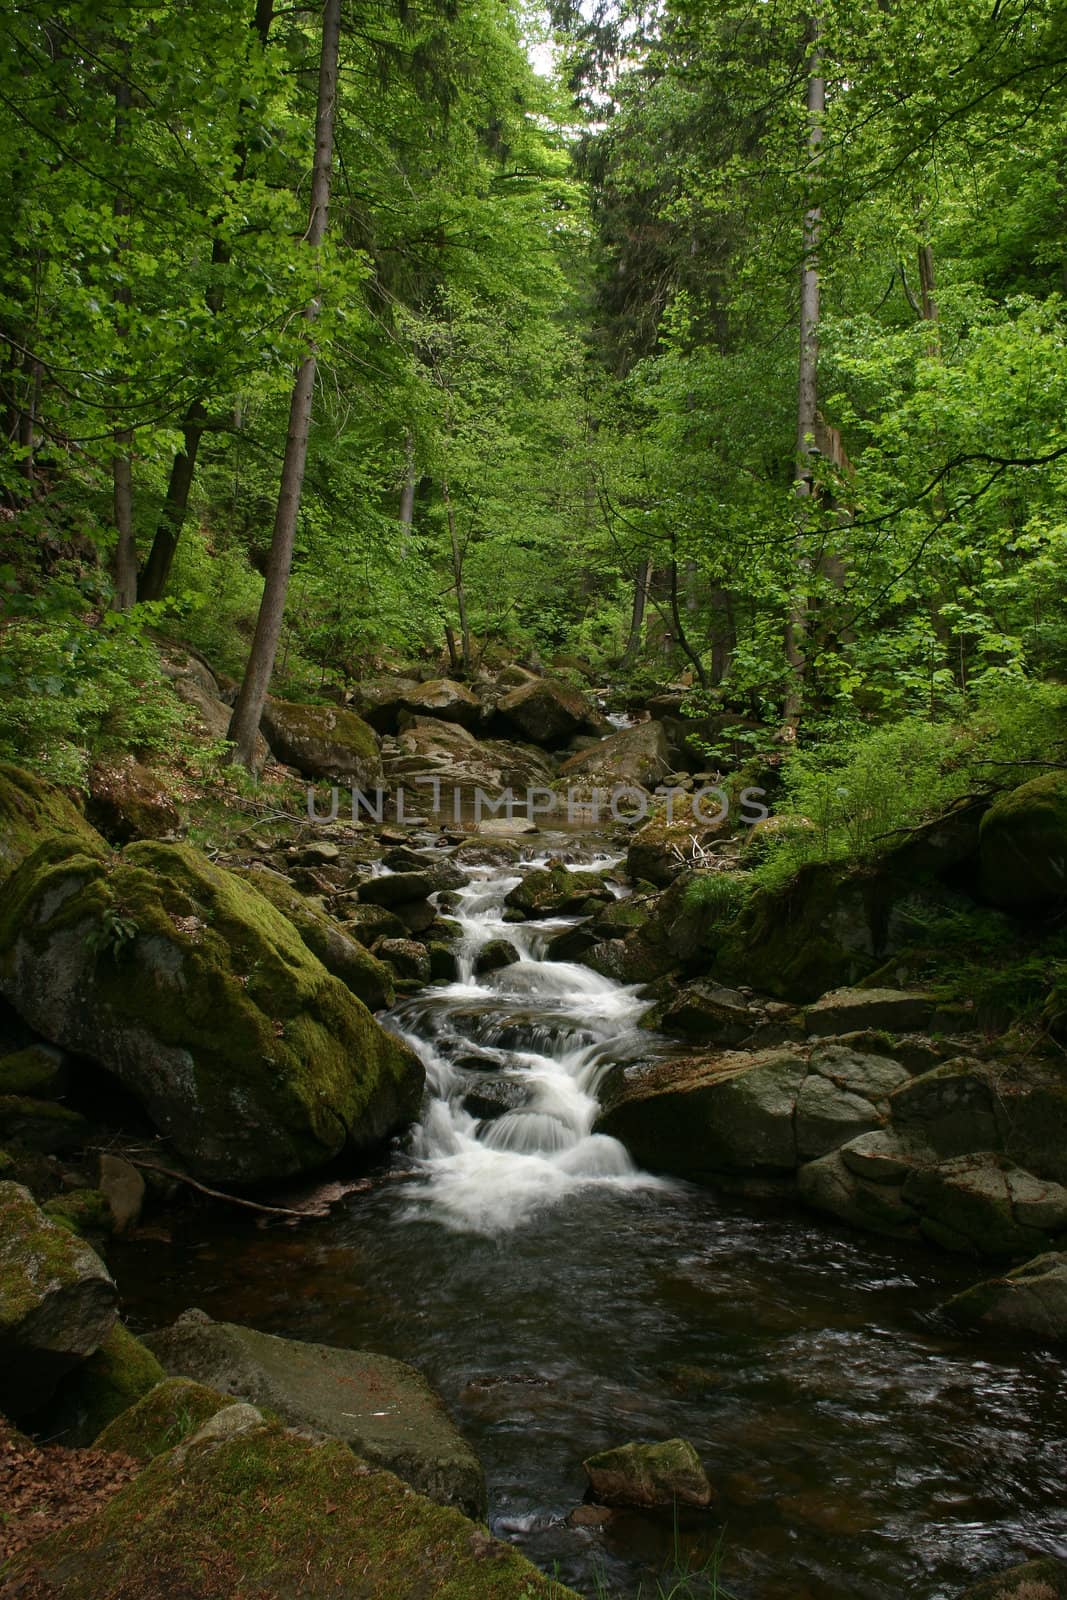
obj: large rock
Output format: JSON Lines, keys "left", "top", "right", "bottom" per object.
{"left": 803, "top": 986, "right": 932, "bottom": 1037}
{"left": 234, "top": 865, "right": 394, "bottom": 1010}
{"left": 944, "top": 1251, "right": 1067, "bottom": 1342}
{"left": 0, "top": 837, "right": 423, "bottom": 1182}
{"left": 349, "top": 675, "right": 421, "bottom": 733}
{"left": 582, "top": 1438, "right": 714, "bottom": 1509}
{"left": 388, "top": 716, "right": 556, "bottom": 795}
{"left": 980, "top": 772, "right": 1067, "bottom": 908}
{"left": 504, "top": 863, "right": 613, "bottom": 919}
{"left": 5, "top": 1411, "right": 578, "bottom": 1600}
{"left": 399, "top": 677, "right": 483, "bottom": 730}
{"left": 260, "top": 697, "right": 381, "bottom": 784}
{"left": 626, "top": 810, "right": 729, "bottom": 888}
{"left": 95, "top": 1375, "right": 233, "bottom": 1460}
{"left": 596, "top": 1050, "right": 808, "bottom": 1177}
{"left": 87, "top": 756, "right": 180, "bottom": 843}
{"left": 493, "top": 676, "right": 598, "bottom": 748}
{"left": 158, "top": 647, "right": 270, "bottom": 771}
{"left": 889, "top": 1059, "right": 1001, "bottom": 1157}
{"left": 0, "top": 762, "right": 100, "bottom": 885}
{"left": 559, "top": 721, "right": 671, "bottom": 790}
{"left": 0, "top": 1181, "right": 118, "bottom": 1415}
{"left": 144, "top": 1309, "right": 486, "bottom": 1517}
{"left": 37, "top": 1321, "right": 165, "bottom": 1444}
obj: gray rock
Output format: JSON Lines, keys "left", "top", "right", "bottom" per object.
{"left": 803, "top": 987, "right": 933, "bottom": 1036}
{"left": 944, "top": 1253, "right": 1067, "bottom": 1343}
{"left": 558, "top": 721, "right": 671, "bottom": 790}
{"left": 795, "top": 1074, "right": 884, "bottom": 1161}
{"left": 810, "top": 1044, "right": 910, "bottom": 1102}
{"left": 890, "top": 1059, "right": 1001, "bottom": 1156}
{"left": 0, "top": 1182, "right": 118, "bottom": 1416}
{"left": 144, "top": 1310, "right": 486, "bottom": 1517}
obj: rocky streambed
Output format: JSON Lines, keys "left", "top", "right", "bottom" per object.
{"left": 2, "top": 663, "right": 1067, "bottom": 1599}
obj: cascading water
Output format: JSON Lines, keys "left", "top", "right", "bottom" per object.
{"left": 389, "top": 852, "right": 666, "bottom": 1234}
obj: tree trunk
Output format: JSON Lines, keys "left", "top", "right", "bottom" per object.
{"left": 139, "top": 404, "right": 206, "bottom": 601}
{"left": 139, "top": 0, "right": 273, "bottom": 601}
{"left": 709, "top": 585, "right": 734, "bottom": 686}
{"left": 110, "top": 70, "right": 137, "bottom": 611}
{"left": 399, "top": 434, "right": 416, "bottom": 530}
{"left": 668, "top": 552, "right": 708, "bottom": 687}
{"left": 783, "top": 6, "right": 825, "bottom": 733}
{"left": 442, "top": 476, "right": 471, "bottom": 676}
{"left": 619, "top": 557, "right": 651, "bottom": 671}
{"left": 227, "top": 0, "right": 341, "bottom": 768}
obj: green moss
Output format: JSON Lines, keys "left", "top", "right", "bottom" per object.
{"left": 39, "top": 1323, "right": 165, "bottom": 1446}
{"left": 95, "top": 1376, "right": 232, "bottom": 1460}
{"left": 44, "top": 1188, "right": 112, "bottom": 1239}
{"left": 980, "top": 772, "right": 1067, "bottom": 907}
{"left": 0, "top": 1095, "right": 88, "bottom": 1154}
{"left": 4, "top": 1420, "right": 580, "bottom": 1600}
{"left": 0, "top": 762, "right": 102, "bottom": 885}
{"left": 0, "top": 840, "right": 423, "bottom": 1182}
{"left": 0, "top": 1180, "right": 114, "bottom": 1331}
{"left": 0, "top": 1046, "right": 62, "bottom": 1096}
{"left": 231, "top": 867, "right": 394, "bottom": 1010}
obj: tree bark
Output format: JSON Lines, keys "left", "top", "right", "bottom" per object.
{"left": 619, "top": 557, "right": 651, "bottom": 671}
{"left": 227, "top": 0, "right": 341, "bottom": 768}
{"left": 783, "top": 6, "right": 825, "bottom": 733}
{"left": 399, "top": 433, "right": 416, "bottom": 530}
{"left": 442, "top": 476, "right": 471, "bottom": 675}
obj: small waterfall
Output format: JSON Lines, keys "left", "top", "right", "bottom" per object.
{"left": 390, "top": 854, "right": 663, "bottom": 1234}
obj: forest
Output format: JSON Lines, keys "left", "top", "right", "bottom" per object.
{"left": 1, "top": 2, "right": 1067, "bottom": 1599}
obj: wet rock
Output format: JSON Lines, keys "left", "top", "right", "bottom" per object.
{"left": 427, "top": 942, "right": 459, "bottom": 981}
{"left": 890, "top": 1059, "right": 1000, "bottom": 1157}
{"left": 461, "top": 1079, "right": 527, "bottom": 1121}
{"left": 474, "top": 939, "right": 521, "bottom": 975}
{"left": 5, "top": 1413, "right": 576, "bottom": 1600}
{"left": 395, "top": 898, "right": 437, "bottom": 935}
{"left": 475, "top": 816, "right": 540, "bottom": 837}
{"left": 838, "top": 1129, "right": 934, "bottom": 1183}
{"left": 596, "top": 1050, "right": 807, "bottom": 1177}
{"left": 809, "top": 1043, "right": 911, "bottom": 1101}
{"left": 582, "top": 1437, "right": 714, "bottom": 1509}
{"left": 979, "top": 772, "right": 1067, "bottom": 908}
{"left": 798, "top": 1147, "right": 922, "bottom": 1238}
{"left": 944, "top": 1251, "right": 1067, "bottom": 1343}
{"left": 545, "top": 924, "right": 598, "bottom": 963}
{"left": 375, "top": 938, "right": 432, "bottom": 982}
{"left": 558, "top": 721, "right": 671, "bottom": 790}
{"left": 260, "top": 698, "right": 381, "bottom": 785}
{"left": 0, "top": 1181, "right": 118, "bottom": 1415}
{"left": 87, "top": 757, "right": 179, "bottom": 843}
{"left": 903, "top": 1153, "right": 1067, "bottom": 1256}
{"left": 359, "top": 869, "right": 439, "bottom": 905}
{"left": 504, "top": 864, "right": 612, "bottom": 919}
{"left": 958, "top": 1558, "right": 1067, "bottom": 1600}
{"left": 454, "top": 838, "right": 524, "bottom": 865}
{"left": 144, "top": 1310, "right": 486, "bottom": 1517}
{"left": 0, "top": 837, "right": 423, "bottom": 1182}
{"left": 97, "top": 1154, "right": 145, "bottom": 1234}
{"left": 338, "top": 901, "right": 408, "bottom": 946}
{"left": 651, "top": 983, "right": 754, "bottom": 1046}
{"left": 493, "top": 676, "right": 598, "bottom": 748}
{"left": 803, "top": 986, "right": 933, "bottom": 1036}
{"left": 794, "top": 1074, "right": 884, "bottom": 1162}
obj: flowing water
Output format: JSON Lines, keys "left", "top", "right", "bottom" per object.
{"left": 111, "top": 839, "right": 1067, "bottom": 1600}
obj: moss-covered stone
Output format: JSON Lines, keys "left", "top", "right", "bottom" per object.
{"left": 958, "top": 1558, "right": 1067, "bottom": 1600}
{"left": 943, "top": 1251, "right": 1067, "bottom": 1342}
{"left": 43, "top": 1187, "right": 112, "bottom": 1240}
{"left": 582, "top": 1437, "right": 714, "bottom": 1509}
{"left": 0, "top": 1180, "right": 117, "bottom": 1416}
{"left": 0, "top": 838, "right": 423, "bottom": 1182}
{"left": 0, "top": 761, "right": 100, "bottom": 886}
{"left": 87, "top": 756, "right": 180, "bottom": 843}
{"left": 0, "top": 1044, "right": 64, "bottom": 1096}
{"left": 504, "top": 864, "right": 611, "bottom": 919}
{"left": 626, "top": 807, "right": 728, "bottom": 888}
{"left": 232, "top": 867, "right": 394, "bottom": 1010}
{"left": 0, "top": 1094, "right": 87, "bottom": 1153}
{"left": 2, "top": 1416, "right": 579, "bottom": 1600}
{"left": 260, "top": 698, "right": 382, "bottom": 784}
{"left": 94, "top": 1375, "right": 232, "bottom": 1460}
{"left": 37, "top": 1321, "right": 166, "bottom": 1444}
{"left": 980, "top": 772, "right": 1067, "bottom": 908}
{"left": 494, "top": 675, "right": 596, "bottom": 747}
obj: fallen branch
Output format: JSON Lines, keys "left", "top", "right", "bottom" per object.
{"left": 124, "top": 1158, "right": 308, "bottom": 1220}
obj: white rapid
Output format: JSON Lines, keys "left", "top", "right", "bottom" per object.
{"left": 390, "top": 852, "right": 664, "bottom": 1234}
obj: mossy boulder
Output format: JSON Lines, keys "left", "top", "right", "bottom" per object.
{"left": 233, "top": 867, "right": 394, "bottom": 1011}
{"left": 0, "top": 837, "right": 423, "bottom": 1182}
{"left": 504, "top": 863, "right": 612, "bottom": 919}
{"left": 43, "top": 1187, "right": 112, "bottom": 1240}
{"left": 980, "top": 772, "right": 1067, "bottom": 908}
{"left": 582, "top": 1437, "right": 714, "bottom": 1509}
{"left": 944, "top": 1251, "right": 1067, "bottom": 1343}
{"left": 87, "top": 755, "right": 180, "bottom": 843}
{"left": 0, "top": 1093, "right": 87, "bottom": 1153}
{"left": 399, "top": 677, "right": 483, "bottom": 730}
{"left": 559, "top": 720, "right": 671, "bottom": 790}
{"left": 0, "top": 1043, "right": 64, "bottom": 1096}
{"left": 0, "top": 761, "right": 99, "bottom": 885}
{"left": 260, "top": 697, "right": 382, "bottom": 784}
{"left": 626, "top": 807, "right": 727, "bottom": 888}
{"left": 95, "top": 1375, "right": 232, "bottom": 1459}
{"left": 0, "top": 1181, "right": 117, "bottom": 1415}
{"left": 144, "top": 1310, "right": 486, "bottom": 1517}
{"left": 493, "top": 675, "right": 598, "bottom": 747}
{"left": 3, "top": 1413, "right": 579, "bottom": 1600}
{"left": 37, "top": 1320, "right": 165, "bottom": 1444}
